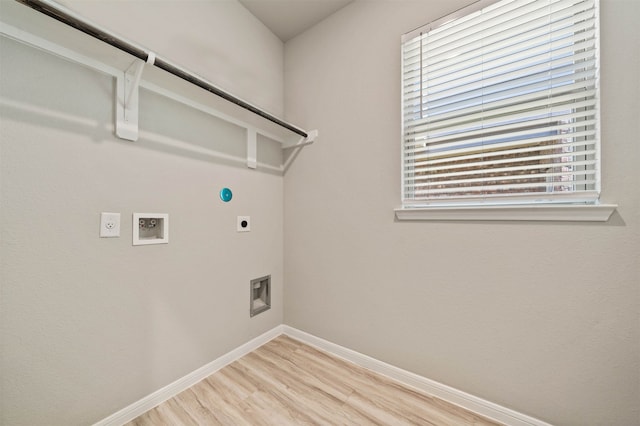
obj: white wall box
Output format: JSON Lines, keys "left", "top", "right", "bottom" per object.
{"left": 133, "top": 213, "right": 168, "bottom": 246}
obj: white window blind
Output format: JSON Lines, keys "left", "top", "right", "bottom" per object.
{"left": 401, "top": 0, "right": 600, "bottom": 207}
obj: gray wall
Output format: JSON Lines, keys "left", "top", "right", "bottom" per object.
{"left": 283, "top": 1, "right": 640, "bottom": 425}
{"left": 0, "top": 1, "right": 284, "bottom": 424}
{"left": 58, "top": 0, "right": 285, "bottom": 116}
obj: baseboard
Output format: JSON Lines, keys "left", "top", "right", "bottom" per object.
{"left": 282, "top": 325, "right": 552, "bottom": 426}
{"left": 93, "top": 325, "right": 284, "bottom": 426}
{"left": 95, "top": 324, "right": 551, "bottom": 426}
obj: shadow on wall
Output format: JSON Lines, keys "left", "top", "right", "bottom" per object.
{"left": 0, "top": 37, "right": 283, "bottom": 176}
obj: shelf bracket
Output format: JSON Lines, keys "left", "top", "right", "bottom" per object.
{"left": 116, "top": 52, "right": 156, "bottom": 141}
{"left": 282, "top": 130, "right": 318, "bottom": 171}
{"left": 282, "top": 129, "right": 318, "bottom": 149}
{"left": 247, "top": 128, "right": 257, "bottom": 169}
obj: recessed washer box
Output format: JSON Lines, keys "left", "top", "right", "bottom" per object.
{"left": 133, "top": 213, "right": 168, "bottom": 245}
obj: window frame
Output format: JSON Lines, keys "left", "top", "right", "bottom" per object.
{"left": 396, "top": 0, "right": 616, "bottom": 221}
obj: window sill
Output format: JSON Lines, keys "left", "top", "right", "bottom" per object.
{"left": 394, "top": 204, "right": 618, "bottom": 222}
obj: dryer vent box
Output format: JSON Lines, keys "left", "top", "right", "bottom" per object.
{"left": 250, "top": 275, "right": 271, "bottom": 317}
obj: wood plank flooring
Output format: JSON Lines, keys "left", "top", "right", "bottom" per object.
{"left": 126, "top": 335, "right": 502, "bottom": 425}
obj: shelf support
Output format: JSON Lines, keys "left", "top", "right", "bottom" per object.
{"left": 116, "top": 53, "right": 155, "bottom": 141}
{"left": 283, "top": 130, "right": 319, "bottom": 171}
{"left": 283, "top": 130, "right": 318, "bottom": 149}
{"left": 247, "top": 128, "right": 257, "bottom": 169}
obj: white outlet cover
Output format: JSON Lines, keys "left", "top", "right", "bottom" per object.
{"left": 100, "top": 212, "right": 121, "bottom": 238}
{"left": 237, "top": 216, "right": 251, "bottom": 232}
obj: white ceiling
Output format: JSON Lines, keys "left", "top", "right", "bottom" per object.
{"left": 238, "top": 0, "right": 353, "bottom": 42}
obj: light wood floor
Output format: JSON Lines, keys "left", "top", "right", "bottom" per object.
{"left": 126, "top": 335, "right": 502, "bottom": 425}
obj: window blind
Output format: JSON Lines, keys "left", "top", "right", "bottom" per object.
{"left": 401, "top": 0, "right": 600, "bottom": 207}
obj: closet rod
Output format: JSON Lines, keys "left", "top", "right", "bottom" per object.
{"left": 16, "top": 0, "right": 309, "bottom": 139}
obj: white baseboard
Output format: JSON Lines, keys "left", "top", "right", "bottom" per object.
{"left": 93, "top": 325, "right": 284, "bottom": 426}
{"left": 282, "top": 326, "right": 552, "bottom": 426}
{"left": 95, "top": 324, "right": 551, "bottom": 426}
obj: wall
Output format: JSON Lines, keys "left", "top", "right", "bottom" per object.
{"left": 57, "top": 0, "right": 284, "bottom": 116}
{"left": 0, "top": 1, "right": 284, "bottom": 424}
{"left": 283, "top": 1, "right": 640, "bottom": 425}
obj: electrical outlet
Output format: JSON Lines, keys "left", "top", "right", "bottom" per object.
{"left": 237, "top": 216, "right": 250, "bottom": 232}
{"left": 100, "top": 212, "right": 121, "bottom": 238}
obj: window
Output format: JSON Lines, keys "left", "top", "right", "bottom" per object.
{"left": 401, "top": 0, "right": 600, "bottom": 209}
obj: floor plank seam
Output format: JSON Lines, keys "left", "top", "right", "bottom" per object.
{"left": 125, "top": 335, "right": 503, "bottom": 426}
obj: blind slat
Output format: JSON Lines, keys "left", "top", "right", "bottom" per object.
{"left": 415, "top": 12, "right": 596, "bottom": 81}
{"left": 408, "top": 140, "right": 597, "bottom": 167}
{"left": 402, "top": 11, "right": 596, "bottom": 75}
{"left": 408, "top": 150, "right": 598, "bottom": 177}
{"left": 411, "top": 179, "right": 597, "bottom": 196}
{"left": 403, "top": 98, "right": 597, "bottom": 132}
{"left": 406, "top": 160, "right": 597, "bottom": 182}
{"left": 418, "top": 0, "right": 594, "bottom": 56}
{"left": 405, "top": 99, "right": 596, "bottom": 140}
{"left": 407, "top": 124, "right": 597, "bottom": 155}
{"left": 404, "top": 82, "right": 597, "bottom": 129}
{"left": 407, "top": 128, "right": 596, "bottom": 156}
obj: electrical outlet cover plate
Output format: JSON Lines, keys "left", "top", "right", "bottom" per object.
{"left": 100, "top": 212, "right": 121, "bottom": 237}
{"left": 237, "top": 216, "right": 250, "bottom": 232}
